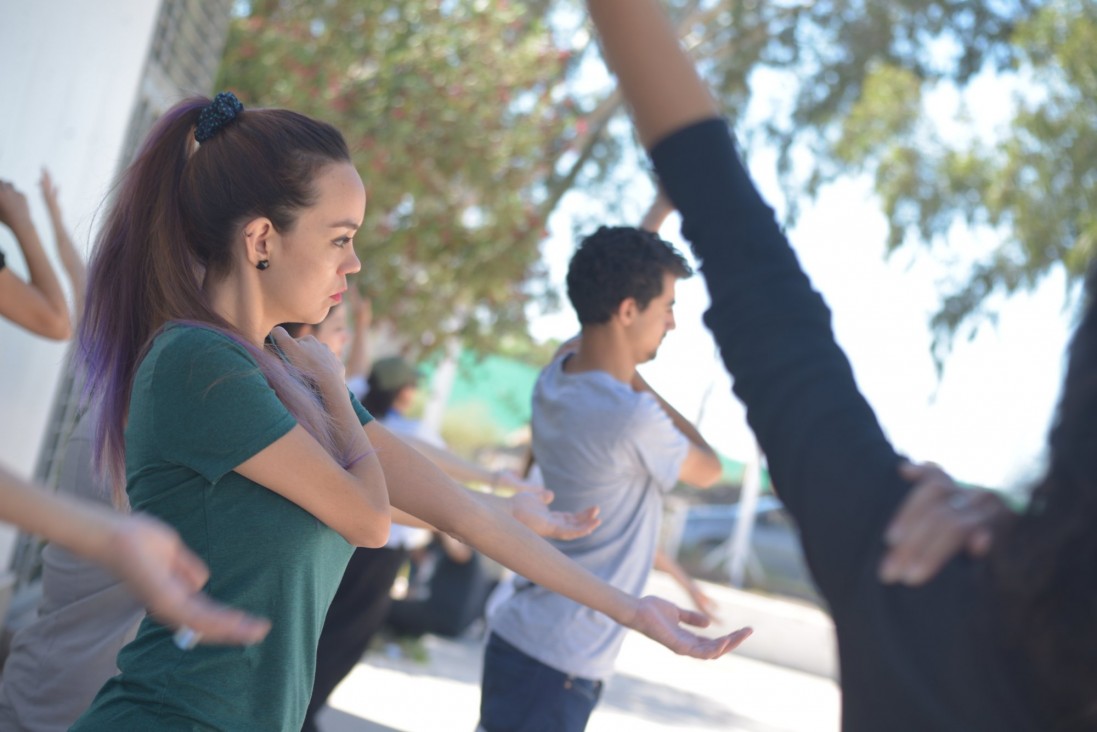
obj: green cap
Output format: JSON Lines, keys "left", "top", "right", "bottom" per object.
{"left": 370, "top": 356, "right": 420, "bottom": 392}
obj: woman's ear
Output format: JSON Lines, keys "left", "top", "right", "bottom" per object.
{"left": 242, "top": 216, "right": 277, "bottom": 269}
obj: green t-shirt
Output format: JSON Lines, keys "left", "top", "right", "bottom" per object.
{"left": 71, "top": 324, "right": 373, "bottom": 732}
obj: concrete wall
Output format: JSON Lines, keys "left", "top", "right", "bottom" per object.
{"left": 0, "top": 0, "right": 163, "bottom": 564}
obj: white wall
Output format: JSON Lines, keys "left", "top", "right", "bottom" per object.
{"left": 0, "top": 0, "right": 163, "bottom": 562}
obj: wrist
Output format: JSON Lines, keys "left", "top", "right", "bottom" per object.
{"left": 326, "top": 392, "right": 366, "bottom": 440}
{"left": 61, "top": 499, "right": 122, "bottom": 567}
{"left": 616, "top": 593, "right": 643, "bottom": 628}
{"left": 319, "top": 375, "right": 351, "bottom": 403}
{"left": 598, "top": 588, "right": 641, "bottom": 629}
{"left": 10, "top": 221, "right": 39, "bottom": 243}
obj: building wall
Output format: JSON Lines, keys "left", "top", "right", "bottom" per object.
{"left": 0, "top": 0, "right": 165, "bottom": 565}
{"left": 0, "top": 0, "right": 233, "bottom": 570}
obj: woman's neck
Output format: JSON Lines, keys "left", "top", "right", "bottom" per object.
{"left": 204, "top": 273, "right": 271, "bottom": 347}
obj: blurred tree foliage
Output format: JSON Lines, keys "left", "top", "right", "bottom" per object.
{"left": 219, "top": 0, "right": 606, "bottom": 354}
{"left": 220, "top": 0, "right": 1092, "bottom": 360}
{"left": 669, "top": 0, "right": 1091, "bottom": 360}
{"left": 816, "top": 0, "right": 1096, "bottom": 359}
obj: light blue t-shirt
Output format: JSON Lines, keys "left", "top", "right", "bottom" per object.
{"left": 488, "top": 354, "right": 689, "bottom": 680}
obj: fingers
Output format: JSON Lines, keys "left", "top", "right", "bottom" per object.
{"left": 0, "top": 180, "right": 30, "bottom": 221}
{"left": 717, "top": 627, "right": 753, "bottom": 654}
{"left": 271, "top": 326, "right": 344, "bottom": 383}
{"left": 173, "top": 543, "right": 212, "bottom": 592}
{"left": 116, "top": 518, "right": 271, "bottom": 647}
{"left": 887, "top": 461, "right": 952, "bottom": 543}
{"left": 575, "top": 505, "right": 600, "bottom": 522}
{"left": 690, "top": 589, "right": 721, "bottom": 623}
{"left": 268, "top": 326, "right": 302, "bottom": 363}
{"left": 633, "top": 595, "right": 752, "bottom": 660}
{"left": 676, "top": 606, "right": 711, "bottom": 628}
{"left": 881, "top": 461, "right": 1003, "bottom": 585}
{"left": 269, "top": 325, "right": 296, "bottom": 349}
{"left": 967, "top": 526, "right": 994, "bottom": 557}
{"left": 154, "top": 594, "right": 271, "bottom": 646}
{"left": 566, "top": 516, "right": 601, "bottom": 539}
{"left": 881, "top": 462, "right": 960, "bottom": 583}
{"left": 678, "top": 626, "right": 753, "bottom": 659}
{"left": 547, "top": 506, "right": 601, "bottom": 540}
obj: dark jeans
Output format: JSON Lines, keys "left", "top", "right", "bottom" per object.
{"left": 479, "top": 633, "right": 603, "bottom": 732}
{"left": 301, "top": 546, "right": 408, "bottom": 732}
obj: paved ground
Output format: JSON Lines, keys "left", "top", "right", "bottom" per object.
{"left": 313, "top": 574, "right": 841, "bottom": 732}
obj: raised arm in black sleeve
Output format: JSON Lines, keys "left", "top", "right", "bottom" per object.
{"left": 650, "top": 118, "right": 909, "bottom": 607}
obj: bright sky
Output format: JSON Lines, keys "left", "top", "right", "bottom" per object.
{"left": 529, "top": 68, "right": 1076, "bottom": 493}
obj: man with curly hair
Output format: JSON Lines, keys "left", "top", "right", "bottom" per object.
{"left": 478, "top": 214, "right": 724, "bottom": 732}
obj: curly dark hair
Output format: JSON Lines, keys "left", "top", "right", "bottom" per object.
{"left": 990, "top": 264, "right": 1097, "bottom": 729}
{"left": 566, "top": 226, "right": 692, "bottom": 325}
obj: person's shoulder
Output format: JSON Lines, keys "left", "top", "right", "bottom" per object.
{"left": 534, "top": 353, "right": 569, "bottom": 386}
{"left": 536, "top": 356, "right": 630, "bottom": 401}
{"left": 143, "top": 323, "right": 259, "bottom": 384}
{"left": 151, "top": 322, "right": 252, "bottom": 361}
{"left": 624, "top": 390, "right": 677, "bottom": 435}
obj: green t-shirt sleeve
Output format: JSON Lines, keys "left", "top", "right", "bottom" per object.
{"left": 151, "top": 328, "right": 298, "bottom": 484}
{"left": 348, "top": 387, "right": 373, "bottom": 426}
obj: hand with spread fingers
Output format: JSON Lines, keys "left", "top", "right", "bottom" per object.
{"left": 0, "top": 465, "right": 270, "bottom": 648}
{"left": 105, "top": 513, "right": 272, "bottom": 646}
{"left": 627, "top": 595, "right": 751, "bottom": 659}
{"left": 509, "top": 488, "right": 601, "bottom": 541}
{"left": 879, "top": 461, "right": 1011, "bottom": 585}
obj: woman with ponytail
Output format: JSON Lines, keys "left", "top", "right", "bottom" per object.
{"left": 70, "top": 93, "right": 749, "bottom": 732}
{"left": 587, "top": 0, "right": 1096, "bottom": 729}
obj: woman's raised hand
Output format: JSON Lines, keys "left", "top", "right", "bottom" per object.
{"left": 270, "top": 325, "right": 346, "bottom": 391}
{"left": 0, "top": 179, "right": 33, "bottom": 234}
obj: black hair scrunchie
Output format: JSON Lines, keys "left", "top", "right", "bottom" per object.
{"left": 194, "top": 92, "right": 245, "bottom": 143}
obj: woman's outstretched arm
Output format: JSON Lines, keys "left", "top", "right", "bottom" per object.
{"left": 0, "top": 464, "right": 270, "bottom": 645}
{"left": 364, "top": 421, "right": 752, "bottom": 660}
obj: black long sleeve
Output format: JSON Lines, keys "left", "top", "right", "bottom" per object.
{"left": 650, "top": 119, "right": 1042, "bottom": 731}
{"left": 651, "top": 119, "right": 907, "bottom": 602}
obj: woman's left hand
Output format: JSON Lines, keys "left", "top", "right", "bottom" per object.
{"left": 509, "top": 489, "right": 601, "bottom": 541}
{"left": 627, "top": 595, "right": 751, "bottom": 659}
{"left": 106, "top": 513, "right": 272, "bottom": 645}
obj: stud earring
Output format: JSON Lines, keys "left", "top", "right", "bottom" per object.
{"left": 256, "top": 259, "right": 270, "bottom": 271}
